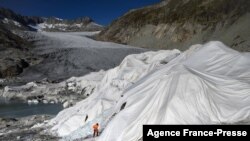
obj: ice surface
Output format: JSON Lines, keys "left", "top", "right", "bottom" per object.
{"left": 18, "top": 31, "right": 144, "bottom": 82}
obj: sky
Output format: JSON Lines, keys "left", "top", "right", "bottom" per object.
{"left": 0, "top": 0, "right": 160, "bottom": 25}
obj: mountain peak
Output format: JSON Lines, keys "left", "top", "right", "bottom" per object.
{"left": 0, "top": 7, "right": 104, "bottom": 32}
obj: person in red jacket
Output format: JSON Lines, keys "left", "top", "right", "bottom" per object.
{"left": 92, "top": 123, "right": 99, "bottom": 137}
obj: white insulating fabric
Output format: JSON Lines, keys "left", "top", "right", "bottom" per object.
{"left": 99, "top": 42, "right": 250, "bottom": 141}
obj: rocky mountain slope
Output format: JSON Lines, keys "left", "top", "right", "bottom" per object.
{"left": 0, "top": 8, "right": 46, "bottom": 79}
{"left": 97, "top": 0, "right": 250, "bottom": 51}
{"left": 0, "top": 8, "right": 38, "bottom": 78}
{"left": 0, "top": 8, "right": 35, "bottom": 30}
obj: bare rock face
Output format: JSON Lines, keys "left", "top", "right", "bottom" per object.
{"left": 0, "top": 59, "right": 30, "bottom": 78}
{"left": 97, "top": 0, "right": 250, "bottom": 51}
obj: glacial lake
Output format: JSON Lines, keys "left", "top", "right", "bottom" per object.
{"left": 0, "top": 98, "right": 63, "bottom": 118}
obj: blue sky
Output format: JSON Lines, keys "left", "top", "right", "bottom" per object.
{"left": 0, "top": 0, "right": 160, "bottom": 25}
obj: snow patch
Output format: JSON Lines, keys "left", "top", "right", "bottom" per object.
{"left": 13, "top": 20, "right": 21, "bottom": 27}
{"left": 55, "top": 17, "right": 63, "bottom": 21}
{"left": 2, "top": 18, "right": 21, "bottom": 27}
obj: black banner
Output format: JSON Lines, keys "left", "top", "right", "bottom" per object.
{"left": 143, "top": 125, "right": 250, "bottom": 140}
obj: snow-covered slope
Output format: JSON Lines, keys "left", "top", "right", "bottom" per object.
{"left": 47, "top": 41, "right": 250, "bottom": 141}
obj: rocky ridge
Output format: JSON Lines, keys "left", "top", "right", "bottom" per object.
{"left": 97, "top": 0, "right": 250, "bottom": 51}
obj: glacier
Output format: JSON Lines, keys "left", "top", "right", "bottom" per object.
{"left": 46, "top": 41, "right": 250, "bottom": 141}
